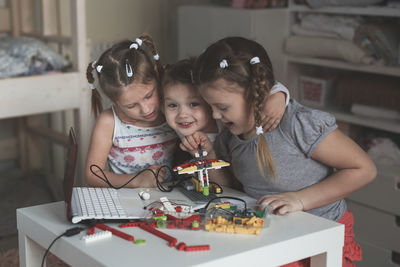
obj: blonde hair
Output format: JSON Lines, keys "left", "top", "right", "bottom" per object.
{"left": 195, "top": 37, "right": 276, "bottom": 180}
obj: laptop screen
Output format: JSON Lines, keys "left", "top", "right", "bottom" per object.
{"left": 63, "top": 127, "right": 78, "bottom": 221}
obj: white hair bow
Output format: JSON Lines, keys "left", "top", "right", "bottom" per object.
{"left": 219, "top": 59, "right": 228, "bottom": 68}
{"left": 96, "top": 65, "right": 103, "bottom": 73}
{"left": 256, "top": 125, "right": 263, "bottom": 135}
{"left": 250, "top": 57, "right": 260, "bottom": 65}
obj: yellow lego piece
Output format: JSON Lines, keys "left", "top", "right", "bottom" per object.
{"left": 205, "top": 216, "right": 264, "bottom": 235}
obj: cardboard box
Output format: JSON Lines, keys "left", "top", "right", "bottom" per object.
{"left": 299, "top": 75, "right": 334, "bottom": 107}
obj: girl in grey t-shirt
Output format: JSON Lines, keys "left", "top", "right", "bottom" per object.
{"left": 193, "top": 36, "right": 376, "bottom": 266}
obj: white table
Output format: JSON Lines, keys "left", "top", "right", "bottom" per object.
{"left": 17, "top": 188, "right": 344, "bottom": 267}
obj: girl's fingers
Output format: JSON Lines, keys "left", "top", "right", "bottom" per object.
{"left": 187, "top": 135, "right": 200, "bottom": 149}
{"left": 192, "top": 132, "right": 203, "bottom": 144}
{"left": 179, "top": 142, "right": 190, "bottom": 152}
{"left": 181, "top": 138, "right": 195, "bottom": 151}
{"left": 262, "top": 117, "right": 275, "bottom": 132}
{"left": 276, "top": 205, "right": 290, "bottom": 215}
{"left": 257, "top": 196, "right": 276, "bottom": 208}
{"left": 267, "top": 120, "right": 280, "bottom": 132}
{"left": 268, "top": 199, "right": 287, "bottom": 212}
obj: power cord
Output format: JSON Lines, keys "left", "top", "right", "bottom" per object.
{"left": 41, "top": 226, "right": 85, "bottom": 267}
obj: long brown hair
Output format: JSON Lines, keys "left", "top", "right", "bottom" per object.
{"left": 195, "top": 36, "right": 276, "bottom": 180}
{"left": 86, "top": 34, "right": 163, "bottom": 118}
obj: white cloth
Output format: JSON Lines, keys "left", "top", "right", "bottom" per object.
{"left": 270, "top": 81, "right": 290, "bottom": 106}
{"left": 285, "top": 35, "right": 375, "bottom": 65}
{"left": 367, "top": 138, "right": 400, "bottom": 167}
{"left": 298, "top": 13, "right": 363, "bottom": 41}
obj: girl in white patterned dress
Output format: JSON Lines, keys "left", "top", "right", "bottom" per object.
{"left": 85, "top": 35, "right": 178, "bottom": 188}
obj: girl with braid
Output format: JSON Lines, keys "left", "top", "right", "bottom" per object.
{"left": 162, "top": 58, "right": 289, "bottom": 186}
{"left": 85, "top": 35, "right": 178, "bottom": 188}
{"left": 193, "top": 37, "right": 376, "bottom": 267}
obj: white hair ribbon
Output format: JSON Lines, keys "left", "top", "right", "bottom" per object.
{"left": 250, "top": 57, "right": 260, "bottom": 65}
{"left": 256, "top": 125, "right": 263, "bottom": 135}
{"left": 190, "top": 69, "right": 194, "bottom": 84}
{"left": 129, "top": 43, "right": 139, "bottom": 50}
{"left": 96, "top": 65, "right": 103, "bottom": 73}
{"left": 135, "top": 38, "right": 143, "bottom": 46}
{"left": 88, "top": 83, "right": 95, "bottom": 90}
{"left": 219, "top": 59, "right": 228, "bottom": 68}
{"left": 91, "top": 61, "right": 97, "bottom": 68}
{"left": 153, "top": 54, "right": 160, "bottom": 61}
{"left": 126, "top": 62, "right": 133, "bottom": 77}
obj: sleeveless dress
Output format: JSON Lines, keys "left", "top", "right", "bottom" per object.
{"left": 108, "top": 107, "right": 178, "bottom": 178}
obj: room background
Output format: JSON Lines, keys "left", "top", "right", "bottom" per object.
{"left": 0, "top": 0, "right": 399, "bottom": 266}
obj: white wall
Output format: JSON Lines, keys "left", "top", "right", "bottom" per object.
{"left": 86, "top": 0, "right": 163, "bottom": 42}
{"left": 85, "top": 0, "right": 211, "bottom": 64}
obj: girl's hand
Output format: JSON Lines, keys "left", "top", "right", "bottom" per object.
{"left": 261, "top": 92, "right": 286, "bottom": 132}
{"left": 138, "top": 164, "right": 165, "bottom": 188}
{"left": 179, "top": 132, "right": 214, "bottom": 157}
{"left": 257, "top": 192, "right": 304, "bottom": 215}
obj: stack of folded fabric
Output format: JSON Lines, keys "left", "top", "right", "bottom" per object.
{"left": 285, "top": 1, "right": 400, "bottom": 66}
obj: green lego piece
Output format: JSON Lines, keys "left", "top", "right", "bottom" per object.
{"left": 192, "top": 220, "right": 200, "bottom": 228}
{"left": 153, "top": 215, "right": 167, "bottom": 228}
{"left": 153, "top": 215, "right": 167, "bottom": 221}
{"left": 202, "top": 186, "right": 209, "bottom": 196}
{"left": 255, "top": 206, "right": 268, "bottom": 218}
{"left": 134, "top": 239, "right": 146, "bottom": 245}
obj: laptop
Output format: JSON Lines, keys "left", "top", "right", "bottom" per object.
{"left": 64, "top": 127, "right": 149, "bottom": 224}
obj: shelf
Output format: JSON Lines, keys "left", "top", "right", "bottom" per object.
{"left": 289, "top": 3, "right": 400, "bottom": 17}
{"left": 0, "top": 72, "right": 82, "bottom": 119}
{"left": 303, "top": 103, "right": 400, "bottom": 134}
{"left": 286, "top": 56, "right": 400, "bottom": 77}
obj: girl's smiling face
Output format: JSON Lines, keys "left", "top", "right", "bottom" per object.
{"left": 200, "top": 78, "right": 255, "bottom": 139}
{"left": 163, "top": 83, "right": 217, "bottom": 136}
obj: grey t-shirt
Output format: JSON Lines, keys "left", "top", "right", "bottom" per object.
{"left": 214, "top": 100, "right": 346, "bottom": 221}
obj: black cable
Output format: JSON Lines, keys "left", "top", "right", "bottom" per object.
{"left": 203, "top": 196, "right": 247, "bottom": 212}
{"left": 41, "top": 227, "right": 84, "bottom": 267}
{"left": 90, "top": 164, "right": 195, "bottom": 192}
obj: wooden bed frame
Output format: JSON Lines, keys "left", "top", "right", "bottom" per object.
{"left": 0, "top": 0, "right": 89, "bottom": 191}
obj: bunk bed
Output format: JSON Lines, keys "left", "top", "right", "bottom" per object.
{"left": 0, "top": 0, "right": 89, "bottom": 190}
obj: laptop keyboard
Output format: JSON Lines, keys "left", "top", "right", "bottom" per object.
{"left": 75, "top": 187, "right": 126, "bottom": 218}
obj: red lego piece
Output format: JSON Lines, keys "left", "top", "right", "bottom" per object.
{"left": 176, "top": 242, "right": 187, "bottom": 251}
{"left": 118, "top": 222, "right": 144, "bottom": 228}
{"left": 184, "top": 245, "right": 210, "bottom": 252}
{"left": 139, "top": 224, "right": 177, "bottom": 246}
{"left": 96, "top": 223, "right": 134, "bottom": 242}
{"left": 87, "top": 226, "right": 96, "bottom": 235}
{"left": 175, "top": 206, "right": 182, "bottom": 212}
{"left": 167, "top": 222, "right": 176, "bottom": 229}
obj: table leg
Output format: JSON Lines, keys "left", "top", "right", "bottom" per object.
{"left": 18, "top": 231, "right": 47, "bottom": 267}
{"left": 310, "top": 247, "right": 342, "bottom": 267}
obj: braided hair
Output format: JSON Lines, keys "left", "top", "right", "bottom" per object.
{"left": 86, "top": 34, "right": 163, "bottom": 118}
{"left": 194, "top": 36, "right": 276, "bottom": 180}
